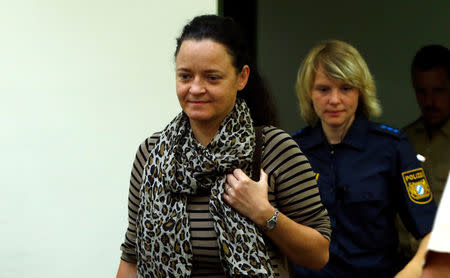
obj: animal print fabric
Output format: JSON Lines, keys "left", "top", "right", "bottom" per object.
{"left": 136, "top": 99, "right": 273, "bottom": 277}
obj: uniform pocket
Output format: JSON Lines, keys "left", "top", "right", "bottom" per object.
{"left": 338, "top": 185, "right": 395, "bottom": 250}
{"left": 343, "top": 186, "right": 390, "bottom": 224}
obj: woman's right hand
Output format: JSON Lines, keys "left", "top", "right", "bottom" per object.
{"left": 223, "top": 168, "right": 274, "bottom": 227}
{"left": 116, "top": 260, "right": 137, "bottom": 278}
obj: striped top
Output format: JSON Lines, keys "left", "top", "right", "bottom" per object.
{"left": 120, "top": 126, "right": 331, "bottom": 277}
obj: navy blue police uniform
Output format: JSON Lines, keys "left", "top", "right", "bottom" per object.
{"left": 292, "top": 116, "right": 437, "bottom": 278}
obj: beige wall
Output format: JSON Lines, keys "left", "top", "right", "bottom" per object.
{"left": 0, "top": 1, "right": 216, "bottom": 277}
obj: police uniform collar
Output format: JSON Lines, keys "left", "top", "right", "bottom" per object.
{"left": 299, "top": 124, "right": 328, "bottom": 150}
{"left": 339, "top": 115, "right": 368, "bottom": 151}
{"left": 301, "top": 116, "right": 368, "bottom": 151}
{"left": 405, "top": 117, "right": 427, "bottom": 133}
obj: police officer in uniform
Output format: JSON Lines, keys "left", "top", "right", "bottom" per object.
{"left": 292, "top": 40, "right": 437, "bottom": 278}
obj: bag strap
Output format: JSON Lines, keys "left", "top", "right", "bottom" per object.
{"left": 252, "top": 126, "right": 264, "bottom": 181}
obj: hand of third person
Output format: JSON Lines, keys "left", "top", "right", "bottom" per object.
{"left": 394, "top": 259, "right": 423, "bottom": 278}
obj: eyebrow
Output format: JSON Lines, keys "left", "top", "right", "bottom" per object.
{"left": 176, "top": 67, "right": 191, "bottom": 72}
{"left": 204, "top": 69, "right": 221, "bottom": 73}
{"left": 176, "top": 68, "right": 223, "bottom": 74}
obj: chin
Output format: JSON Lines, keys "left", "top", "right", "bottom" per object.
{"left": 186, "top": 111, "right": 218, "bottom": 123}
{"left": 184, "top": 109, "right": 207, "bottom": 119}
{"left": 426, "top": 118, "right": 447, "bottom": 128}
{"left": 324, "top": 119, "right": 345, "bottom": 127}
{"left": 186, "top": 114, "right": 209, "bottom": 122}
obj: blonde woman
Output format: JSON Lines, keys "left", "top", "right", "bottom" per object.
{"left": 292, "top": 40, "right": 436, "bottom": 278}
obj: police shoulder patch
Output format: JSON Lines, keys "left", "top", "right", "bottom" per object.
{"left": 401, "top": 168, "right": 432, "bottom": 204}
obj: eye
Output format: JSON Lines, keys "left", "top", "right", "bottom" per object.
{"left": 433, "top": 88, "right": 445, "bottom": 94}
{"left": 315, "top": 86, "right": 329, "bottom": 93}
{"left": 208, "top": 75, "right": 221, "bottom": 82}
{"left": 177, "top": 73, "right": 191, "bottom": 81}
{"left": 415, "top": 88, "right": 425, "bottom": 95}
{"left": 342, "top": 85, "right": 354, "bottom": 91}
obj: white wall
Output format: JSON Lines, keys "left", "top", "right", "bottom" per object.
{"left": 0, "top": 1, "right": 216, "bottom": 277}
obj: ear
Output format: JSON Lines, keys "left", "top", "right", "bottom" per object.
{"left": 237, "top": 65, "right": 250, "bottom": 91}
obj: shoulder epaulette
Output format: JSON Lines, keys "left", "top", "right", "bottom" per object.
{"left": 291, "top": 128, "right": 303, "bottom": 138}
{"left": 371, "top": 123, "right": 403, "bottom": 138}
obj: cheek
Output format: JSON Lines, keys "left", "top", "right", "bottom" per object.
{"left": 222, "top": 93, "right": 237, "bottom": 113}
{"left": 436, "top": 95, "right": 450, "bottom": 112}
{"left": 311, "top": 95, "right": 325, "bottom": 112}
{"left": 176, "top": 83, "right": 187, "bottom": 98}
{"left": 350, "top": 92, "right": 360, "bottom": 109}
{"left": 436, "top": 92, "right": 450, "bottom": 103}
{"left": 175, "top": 87, "right": 188, "bottom": 109}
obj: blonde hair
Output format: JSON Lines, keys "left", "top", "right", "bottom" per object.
{"left": 296, "top": 40, "right": 382, "bottom": 125}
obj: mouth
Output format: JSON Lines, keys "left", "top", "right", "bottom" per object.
{"left": 188, "top": 100, "right": 210, "bottom": 105}
{"left": 424, "top": 107, "right": 441, "bottom": 113}
{"left": 325, "top": 110, "right": 344, "bottom": 116}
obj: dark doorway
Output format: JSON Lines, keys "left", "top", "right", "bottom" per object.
{"left": 218, "top": 0, "right": 258, "bottom": 67}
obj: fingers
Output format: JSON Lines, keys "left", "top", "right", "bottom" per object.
{"left": 233, "top": 168, "right": 250, "bottom": 180}
{"left": 222, "top": 168, "right": 271, "bottom": 223}
{"left": 225, "top": 168, "right": 266, "bottom": 192}
{"left": 226, "top": 172, "right": 239, "bottom": 186}
{"left": 227, "top": 168, "right": 265, "bottom": 188}
{"left": 222, "top": 183, "right": 234, "bottom": 205}
{"left": 224, "top": 183, "right": 236, "bottom": 197}
{"left": 259, "top": 169, "right": 268, "bottom": 183}
{"left": 225, "top": 184, "right": 234, "bottom": 195}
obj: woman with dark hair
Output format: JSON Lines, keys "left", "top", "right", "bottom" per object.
{"left": 116, "top": 15, "right": 330, "bottom": 277}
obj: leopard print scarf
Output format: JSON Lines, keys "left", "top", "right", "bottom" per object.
{"left": 136, "top": 99, "right": 273, "bottom": 277}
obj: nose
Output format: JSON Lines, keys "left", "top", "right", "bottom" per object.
{"left": 423, "top": 91, "right": 434, "bottom": 107}
{"left": 329, "top": 89, "right": 340, "bottom": 104}
{"left": 189, "top": 77, "right": 206, "bottom": 95}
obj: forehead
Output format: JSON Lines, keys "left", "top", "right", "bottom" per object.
{"left": 175, "top": 39, "right": 234, "bottom": 68}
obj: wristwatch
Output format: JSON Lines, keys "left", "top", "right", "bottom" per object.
{"left": 262, "top": 208, "right": 279, "bottom": 232}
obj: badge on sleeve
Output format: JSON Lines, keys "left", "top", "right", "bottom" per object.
{"left": 401, "top": 168, "right": 432, "bottom": 204}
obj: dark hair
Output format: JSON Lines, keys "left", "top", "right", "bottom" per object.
{"left": 411, "top": 44, "right": 450, "bottom": 77}
{"left": 175, "top": 14, "right": 278, "bottom": 126}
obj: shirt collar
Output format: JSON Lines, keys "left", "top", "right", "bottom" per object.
{"left": 411, "top": 117, "right": 427, "bottom": 133}
{"left": 300, "top": 123, "right": 326, "bottom": 150}
{"left": 340, "top": 115, "right": 368, "bottom": 151}
{"left": 301, "top": 115, "right": 368, "bottom": 151}
{"left": 413, "top": 117, "right": 450, "bottom": 138}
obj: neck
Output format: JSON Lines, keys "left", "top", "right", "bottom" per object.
{"left": 425, "top": 125, "right": 438, "bottom": 139}
{"left": 190, "top": 120, "right": 222, "bottom": 147}
{"left": 321, "top": 116, "right": 355, "bottom": 144}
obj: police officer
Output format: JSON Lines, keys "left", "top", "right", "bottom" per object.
{"left": 292, "top": 40, "right": 437, "bottom": 278}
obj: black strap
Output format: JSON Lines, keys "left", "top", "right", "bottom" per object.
{"left": 252, "top": 126, "right": 264, "bottom": 181}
